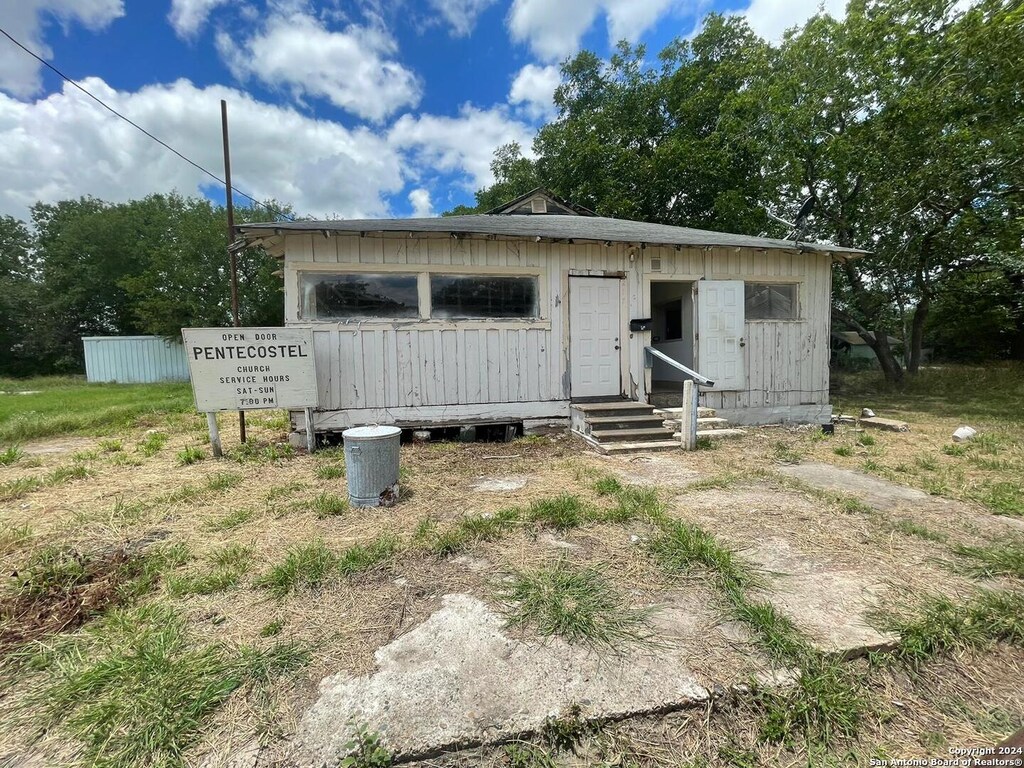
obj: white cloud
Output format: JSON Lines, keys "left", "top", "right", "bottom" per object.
{"left": 408, "top": 188, "right": 434, "bottom": 218}
{"left": 0, "top": 0, "right": 124, "bottom": 98}
{"left": 0, "top": 77, "right": 405, "bottom": 222}
{"left": 217, "top": 11, "right": 421, "bottom": 122}
{"left": 507, "top": 0, "right": 675, "bottom": 61}
{"left": 508, "top": 63, "right": 560, "bottom": 121}
{"left": 168, "top": 0, "right": 229, "bottom": 39}
{"left": 738, "top": 0, "right": 846, "bottom": 41}
{"left": 389, "top": 104, "right": 535, "bottom": 191}
{"left": 428, "top": 0, "right": 497, "bottom": 36}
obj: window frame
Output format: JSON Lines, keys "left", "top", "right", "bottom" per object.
{"left": 293, "top": 263, "right": 546, "bottom": 325}
{"left": 299, "top": 271, "right": 422, "bottom": 321}
{"left": 743, "top": 281, "right": 801, "bottom": 322}
{"left": 429, "top": 273, "right": 541, "bottom": 320}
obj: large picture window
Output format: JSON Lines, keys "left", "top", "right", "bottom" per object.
{"left": 744, "top": 283, "right": 799, "bottom": 320}
{"left": 301, "top": 273, "right": 418, "bottom": 319}
{"left": 430, "top": 274, "right": 539, "bottom": 319}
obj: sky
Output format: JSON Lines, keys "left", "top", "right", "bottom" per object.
{"left": 0, "top": 0, "right": 845, "bottom": 223}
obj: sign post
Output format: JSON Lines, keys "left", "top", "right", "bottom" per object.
{"left": 181, "top": 327, "right": 318, "bottom": 453}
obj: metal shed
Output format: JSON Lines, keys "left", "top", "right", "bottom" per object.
{"left": 82, "top": 336, "right": 190, "bottom": 383}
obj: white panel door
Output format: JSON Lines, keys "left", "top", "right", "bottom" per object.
{"left": 697, "top": 280, "right": 745, "bottom": 390}
{"left": 569, "top": 277, "right": 621, "bottom": 398}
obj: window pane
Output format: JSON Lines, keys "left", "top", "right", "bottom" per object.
{"left": 430, "top": 275, "right": 539, "bottom": 319}
{"left": 301, "top": 273, "right": 419, "bottom": 319}
{"left": 744, "top": 283, "right": 798, "bottom": 320}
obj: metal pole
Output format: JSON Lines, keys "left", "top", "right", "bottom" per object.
{"left": 221, "top": 98, "right": 246, "bottom": 444}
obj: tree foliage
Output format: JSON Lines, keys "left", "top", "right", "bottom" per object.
{"left": 0, "top": 194, "right": 287, "bottom": 376}
{"left": 457, "top": 0, "right": 1024, "bottom": 378}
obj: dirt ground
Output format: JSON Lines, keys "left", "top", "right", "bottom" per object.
{"left": 1, "top": 406, "right": 1022, "bottom": 767}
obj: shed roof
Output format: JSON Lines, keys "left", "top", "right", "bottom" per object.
{"left": 238, "top": 214, "right": 867, "bottom": 257}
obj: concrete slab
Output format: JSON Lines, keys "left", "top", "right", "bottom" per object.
{"left": 468, "top": 476, "right": 530, "bottom": 493}
{"left": 778, "top": 462, "right": 931, "bottom": 511}
{"left": 294, "top": 594, "right": 712, "bottom": 765}
{"left": 745, "top": 537, "right": 898, "bottom": 657}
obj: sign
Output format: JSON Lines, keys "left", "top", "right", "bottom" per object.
{"left": 181, "top": 327, "right": 317, "bottom": 411}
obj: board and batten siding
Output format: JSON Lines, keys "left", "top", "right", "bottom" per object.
{"left": 82, "top": 336, "right": 190, "bottom": 383}
{"left": 282, "top": 232, "right": 832, "bottom": 428}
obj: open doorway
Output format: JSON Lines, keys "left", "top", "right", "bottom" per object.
{"left": 649, "top": 281, "right": 695, "bottom": 403}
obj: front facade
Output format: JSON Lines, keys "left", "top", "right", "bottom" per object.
{"left": 239, "top": 191, "right": 857, "bottom": 436}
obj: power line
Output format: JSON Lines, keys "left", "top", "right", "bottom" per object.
{"left": 0, "top": 24, "right": 296, "bottom": 223}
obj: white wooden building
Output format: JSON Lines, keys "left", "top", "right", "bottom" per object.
{"left": 237, "top": 190, "right": 863, "bottom": 445}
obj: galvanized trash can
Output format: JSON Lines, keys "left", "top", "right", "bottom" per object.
{"left": 343, "top": 426, "right": 401, "bottom": 507}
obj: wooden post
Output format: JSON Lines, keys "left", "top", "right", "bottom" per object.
{"left": 206, "top": 412, "right": 223, "bottom": 458}
{"left": 221, "top": 99, "right": 246, "bottom": 445}
{"left": 304, "top": 407, "right": 316, "bottom": 454}
{"left": 680, "top": 379, "right": 697, "bottom": 450}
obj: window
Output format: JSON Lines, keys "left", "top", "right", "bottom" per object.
{"left": 300, "top": 273, "right": 418, "bottom": 319}
{"left": 744, "top": 283, "right": 798, "bottom": 320}
{"left": 430, "top": 274, "right": 539, "bottom": 319}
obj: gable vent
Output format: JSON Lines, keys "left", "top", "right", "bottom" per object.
{"left": 530, "top": 197, "right": 547, "bottom": 214}
{"left": 649, "top": 255, "right": 662, "bottom": 272}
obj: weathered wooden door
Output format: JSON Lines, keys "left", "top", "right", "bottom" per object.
{"left": 697, "top": 280, "right": 745, "bottom": 390}
{"left": 569, "top": 276, "right": 621, "bottom": 398}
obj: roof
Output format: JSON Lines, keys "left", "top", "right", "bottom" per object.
{"left": 834, "top": 331, "right": 902, "bottom": 346}
{"left": 485, "top": 187, "right": 597, "bottom": 216}
{"left": 238, "top": 214, "right": 867, "bottom": 257}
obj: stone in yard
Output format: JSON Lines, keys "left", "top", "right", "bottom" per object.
{"left": 294, "top": 594, "right": 714, "bottom": 765}
{"left": 861, "top": 408, "right": 875, "bottom": 418}
{"left": 860, "top": 416, "right": 910, "bottom": 432}
{"left": 952, "top": 426, "right": 978, "bottom": 443}
{"left": 468, "top": 475, "right": 530, "bottom": 492}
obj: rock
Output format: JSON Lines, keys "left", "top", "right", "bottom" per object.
{"left": 412, "top": 430, "right": 431, "bottom": 443}
{"left": 860, "top": 416, "right": 910, "bottom": 432}
{"left": 860, "top": 408, "right": 875, "bottom": 418}
{"left": 952, "top": 426, "right": 977, "bottom": 443}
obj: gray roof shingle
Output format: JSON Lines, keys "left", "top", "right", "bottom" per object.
{"left": 238, "top": 214, "right": 866, "bottom": 255}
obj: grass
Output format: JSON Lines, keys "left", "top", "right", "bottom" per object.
{"left": 315, "top": 463, "right": 345, "bottom": 480}
{"left": 605, "top": 485, "right": 662, "bottom": 522}
{"left": 0, "top": 445, "right": 24, "bottom": 465}
{"left": 256, "top": 534, "right": 398, "bottom": 597}
{"left": 312, "top": 492, "right": 349, "bottom": 518}
{"left": 205, "top": 507, "right": 256, "bottom": 532}
{"left": 414, "top": 509, "right": 520, "bottom": 556}
{"left": 232, "top": 440, "right": 296, "bottom": 464}
{"left": 0, "top": 378, "right": 193, "bottom": 443}
{"left": 951, "top": 541, "right": 1024, "bottom": 580}
{"left": 137, "top": 431, "right": 168, "bottom": 457}
{"left": 886, "top": 590, "right": 1024, "bottom": 666}
{"left": 524, "top": 494, "right": 592, "bottom": 531}
{"left": 498, "top": 560, "right": 655, "bottom": 651}
{"left": 175, "top": 445, "right": 206, "bottom": 466}
{"left": 0, "top": 461, "right": 94, "bottom": 501}
{"left": 648, "top": 519, "right": 759, "bottom": 598}
{"left": 23, "top": 603, "right": 307, "bottom": 768}
{"left": 166, "top": 544, "right": 253, "bottom": 597}
{"left": 892, "top": 518, "right": 949, "bottom": 543}
{"left": 0, "top": 523, "right": 32, "bottom": 556}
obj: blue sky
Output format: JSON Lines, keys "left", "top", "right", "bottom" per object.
{"left": 0, "top": 0, "right": 843, "bottom": 222}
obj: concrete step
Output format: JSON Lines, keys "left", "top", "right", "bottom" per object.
{"left": 654, "top": 407, "right": 717, "bottom": 419}
{"left": 697, "top": 417, "right": 731, "bottom": 429}
{"left": 597, "top": 440, "right": 681, "bottom": 455}
{"left": 572, "top": 402, "right": 656, "bottom": 418}
{"left": 672, "top": 429, "right": 746, "bottom": 440}
{"left": 590, "top": 428, "right": 676, "bottom": 443}
{"left": 587, "top": 415, "right": 667, "bottom": 430}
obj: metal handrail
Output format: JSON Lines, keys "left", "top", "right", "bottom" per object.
{"left": 643, "top": 346, "right": 715, "bottom": 387}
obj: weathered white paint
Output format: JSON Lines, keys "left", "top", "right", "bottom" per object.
{"left": 696, "top": 280, "right": 745, "bottom": 390}
{"left": 181, "top": 327, "right": 317, "bottom": 411}
{"left": 568, "top": 276, "right": 623, "bottom": 398}
{"left": 280, "top": 232, "right": 834, "bottom": 429}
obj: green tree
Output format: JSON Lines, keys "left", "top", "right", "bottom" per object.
{"left": 0, "top": 215, "right": 39, "bottom": 376}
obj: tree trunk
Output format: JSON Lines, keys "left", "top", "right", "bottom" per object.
{"left": 907, "top": 294, "right": 930, "bottom": 374}
{"left": 833, "top": 307, "right": 905, "bottom": 385}
{"left": 1008, "top": 272, "right": 1024, "bottom": 361}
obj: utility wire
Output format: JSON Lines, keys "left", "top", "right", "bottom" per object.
{"left": 0, "top": 24, "right": 297, "bottom": 223}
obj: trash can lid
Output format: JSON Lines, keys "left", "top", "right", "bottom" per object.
{"left": 342, "top": 425, "right": 402, "bottom": 440}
